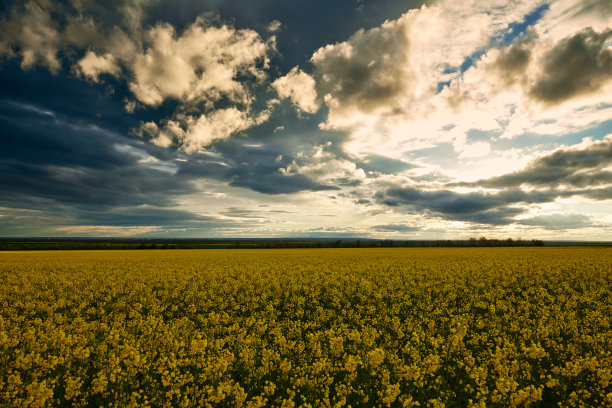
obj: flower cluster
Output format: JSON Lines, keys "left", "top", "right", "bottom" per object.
{"left": 0, "top": 248, "right": 610, "bottom": 407}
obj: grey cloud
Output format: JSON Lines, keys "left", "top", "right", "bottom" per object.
{"left": 473, "top": 137, "right": 612, "bottom": 189}
{"left": 576, "top": 0, "right": 612, "bottom": 16}
{"left": 228, "top": 170, "right": 337, "bottom": 194}
{"left": 565, "top": 171, "right": 612, "bottom": 188}
{"left": 0, "top": 100, "right": 339, "bottom": 236}
{"left": 0, "top": 103, "right": 230, "bottom": 235}
{"left": 371, "top": 224, "right": 421, "bottom": 232}
{"left": 410, "top": 137, "right": 612, "bottom": 225}
{"left": 582, "top": 187, "right": 612, "bottom": 201}
{"left": 375, "top": 186, "right": 557, "bottom": 224}
{"left": 380, "top": 137, "right": 612, "bottom": 226}
{"left": 0, "top": 1, "right": 62, "bottom": 71}
{"left": 1, "top": 103, "right": 339, "bottom": 213}
{"left": 410, "top": 172, "right": 452, "bottom": 183}
{"left": 358, "top": 154, "right": 416, "bottom": 174}
{"left": 471, "top": 27, "right": 612, "bottom": 109}
{"left": 311, "top": 18, "right": 412, "bottom": 115}
{"left": 0, "top": 1, "right": 133, "bottom": 72}
{"left": 222, "top": 207, "right": 263, "bottom": 219}
{"left": 491, "top": 36, "right": 534, "bottom": 85}
{"left": 517, "top": 213, "right": 593, "bottom": 230}
{"left": 0, "top": 110, "right": 198, "bottom": 211}
{"left": 175, "top": 142, "right": 339, "bottom": 195}
{"left": 529, "top": 28, "right": 612, "bottom": 104}
{"left": 82, "top": 207, "right": 227, "bottom": 227}
{"left": 221, "top": 207, "right": 297, "bottom": 219}
{"left": 0, "top": 204, "right": 252, "bottom": 237}
{"left": 301, "top": 226, "right": 361, "bottom": 238}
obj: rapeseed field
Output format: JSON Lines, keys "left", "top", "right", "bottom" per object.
{"left": 0, "top": 248, "right": 610, "bottom": 407}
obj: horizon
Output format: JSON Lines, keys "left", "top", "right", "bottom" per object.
{"left": 1, "top": 0, "right": 611, "bottom": 239}
{"left": 2, "top": 237, "right": 611, "bottom": 243}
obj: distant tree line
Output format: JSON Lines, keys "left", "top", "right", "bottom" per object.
{"left": 228, "top": 237, "right": 544, "bottom": 249}
{"left": 0, "top": 240, "right": 231, "bottom": 251}
{"left": 0, "top": 237, "right": 545, "bottom": 250}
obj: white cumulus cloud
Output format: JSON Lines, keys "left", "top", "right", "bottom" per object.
{"left": 272, "top": 67, "right": 320, "bottom": 113}
{"left": 140, "top": 108, "right": 270, "bottom": 153}
{"left": 76, "top": 51, "right": 121, "bottom": 81}
{"left": 128, "top": 19, "right": 269, "bottom": 106}
{"left": 280, "top": 142, "right": 366, "bottom": 184}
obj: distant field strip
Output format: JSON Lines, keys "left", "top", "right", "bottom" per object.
{"left": 1, "top": 248, "right": 610, "bottom": 407}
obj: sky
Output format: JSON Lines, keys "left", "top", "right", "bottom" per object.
{"left": 0, "top": 0, "right": 611, "bottom": 239}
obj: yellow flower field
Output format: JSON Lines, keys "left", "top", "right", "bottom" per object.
{"left": 0, "top": 248, "right": 610, "bottom": 407}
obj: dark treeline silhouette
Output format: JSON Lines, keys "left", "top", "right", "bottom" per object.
{"left": 0, "top": 237, "right": 548, "bottom": 250}
{"left": 229, "top": 237, "right": 544, "bottom": 248}
{"left": 0, "top": 239, "right": 230, "bottom": 251}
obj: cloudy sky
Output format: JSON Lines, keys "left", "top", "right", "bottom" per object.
{"left": 0, "top": 0, "right": 611, "bottom": 239}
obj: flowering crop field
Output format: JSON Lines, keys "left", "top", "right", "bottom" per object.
{"left": 1, "top": 248, "right": 610, "bottom": 408}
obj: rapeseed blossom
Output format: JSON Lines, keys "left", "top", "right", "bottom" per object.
{"left": 0, "top": 248, "right": 610, "bottom": 407}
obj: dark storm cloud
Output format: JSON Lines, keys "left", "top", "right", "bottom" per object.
{"left": 517, "top": 213, "right": 593, "bottom": 230}
{"left": 0, "top": 97, "right": 266, "bottom": 235}
{"left": 0, "top": 103, "right": 198, "bottom": 211}
{"left": 472, "top": 137, "right": 612, "bottom": 189}
{"left": 177, "top": 141, "right": 338, "bottom": 195}
{"left": 0, "top": 100, "right": 334, "bottom": 234}
{"left": 529, "top": 28, "right": 612, "bottom": 104}
{"left": 0, "top": 99, "right": 338, "bottom": 239}
{"left": 375, "top": 186, "right": 558, "bottom": 225}
{"left": 0, "top": 61, "right": 141, "bottom": 135}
